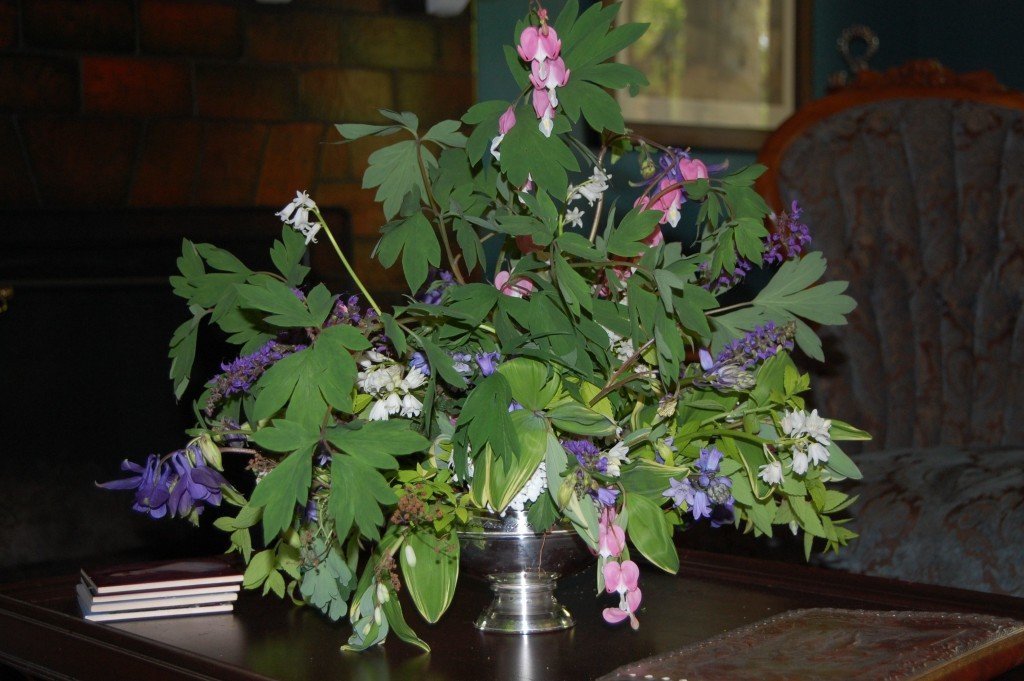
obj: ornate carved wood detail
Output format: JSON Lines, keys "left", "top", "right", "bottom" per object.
{"left": 844, "top": 59, "right": 1009, "bottom": 94}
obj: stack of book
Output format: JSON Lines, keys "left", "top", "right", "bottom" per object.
{"left": 77, "top": 557, "right": 243, "bottom": 623}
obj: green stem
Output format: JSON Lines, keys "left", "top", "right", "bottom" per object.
{"left": 311, "top": 206, "right": 383, "bottom": 317}
{"left": 707, "top": 300, "right": 753, "bottom": 317}
{"left": 699, "top": 405, "right": 773, "bottom": 429}
{"left": 589, "top": 338, "right": 656, "bottom": 406}
{"left": 415, "top": 140, "right": 465, "bottom": 284}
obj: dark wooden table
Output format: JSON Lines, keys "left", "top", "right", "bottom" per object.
{"left": 2, "top": 550, "right": 1023, "bottom": 681}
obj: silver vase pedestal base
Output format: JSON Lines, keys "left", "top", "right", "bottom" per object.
{"left": 474, "top": 572, "right": 574, "bottom": 633}
{"left": 457, "top": 511, "right": 593, "bottom": 635}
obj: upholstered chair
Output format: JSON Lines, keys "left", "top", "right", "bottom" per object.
{"left": 757, "top": 60, "right": 1024, "bottom": 596}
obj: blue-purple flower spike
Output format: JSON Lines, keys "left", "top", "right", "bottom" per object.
{"left": 764, "top": 201, "right": 811, "bottom": 265}
{"left": 206, "top": 340, "right": 305, "bottom": 416}
{"left": 715, "top": 321, "right": 796, "bottom": 370}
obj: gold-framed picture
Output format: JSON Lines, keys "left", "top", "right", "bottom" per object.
{"left": 616, "top": 0, "right": 812, "bottom": 150}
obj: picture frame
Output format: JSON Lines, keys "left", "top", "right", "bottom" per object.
{"left": 616, "top": 0, "right": 812, "bottom": 151}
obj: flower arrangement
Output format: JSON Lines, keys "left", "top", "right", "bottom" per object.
{"left": 101, "top": 1, "right": 868, "bottom": 651}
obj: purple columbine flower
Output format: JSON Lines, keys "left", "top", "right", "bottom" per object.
{"left": 168, "top": 447, "right": 227, "bottom": 518}
{"left": 98, "top": 454, "right": 173, "bottom": 520}
{"left": 765, "top": 201, "right": 811, "bottom": 265}
{"left": 409, "top": 351, "right": 431, "bottom": 377}
{"left": 475, "top": 351, "right": 501, "bottom": 377}
{"left": 663, "top": 446, "right": 734, "bottom": 527}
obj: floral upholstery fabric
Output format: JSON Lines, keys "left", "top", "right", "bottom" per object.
{"left": 773, "top": 98, "right": 1024, "bottom": 595}
{"left": 817, "top": 446, "right": 1024, "bottom": 597}
{"left": 776, "top": 99, "right": 1024, "bottom": 449}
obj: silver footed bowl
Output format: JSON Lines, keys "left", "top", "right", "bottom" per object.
{"left": 457, "top": 511, "right": 594, "bottom": 634}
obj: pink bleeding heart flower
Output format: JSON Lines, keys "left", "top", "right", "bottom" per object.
{"left": 602, "top": 560, "right": 642, "bottom": 630}
{"left": 532, "top": 87, "right": 555, "bottom": 120}
{"left": 530, "top": 57, "right": 570, "bottom": 91}
{"left": 517, "top": 25, "right": 561, "bottom": 63}
{"left": 494, "top": 270, "right": 535, "bottom": 298}
{"left": 598, "top": 507, "right": 625, "bottom": 558}
{"left": 678, "top": 157, "right": 709, "bottom": 181}
{"left": 634, "top": 186, "right": 683, "bottom": 228}
{"left": 532, "top": 88, "right": 556, "bottom": 137}
{"left": 498, "top": 106, "right": 517, "bottom": 135}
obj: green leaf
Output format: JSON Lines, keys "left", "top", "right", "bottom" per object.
{"left": 196, "top": 243, "right": 251, "bottom": 274}
{"left": 270, "top": 226, "right": 311, "bottom": 286}
{"left": 620, "top": 460, "right": 690, "bottom": 498}
{"left": 497, "top": 357, "right": 559, "bottom": 411}
{"left": 249, "top": 419, "right": 320, "bottom": 453}
{"left": 575, "top": 80, "right": 625, "bottom": 134}
{"left": 829, "top": 419, "right": 872, "bottom": 441}
{"left": 305, "top": 284, "right": 334, "bottom": 327}
{"left": 168, "top": 307, "right": 203, "bottom": 400}
{"left": 459, "top": 372, "right": 518, "bottom": 459}
{"left": 625, "top": 494, "right": 679, "bottom": 573}
{"left": 503, "top": 44, "right": 531, "bottom": 90}
{"left": 417, "top": 336, "right": 467, "bottom": 389}
{"left": 788, "top": 495, "right": 827, "bottom": 538}
{"left": 336, "top": 122, "right": 403, "bottom": 140}
{"left": 381, "top": 597, "right": 430, "bottom": 652}
{"left": 607, "top": 208, "right": 661, "bottom": 257}
{"left": 363, "top": 139, "right": 431, "bottom": 220}
{"left": 552, "top": 252, "right": 593, "bottom": 315}
{"left": 251, "top": 350, "right": 306, "bottom": 422}
{"left": 379, "top": 109, "right": 419, "bottom": 131}
{"left": 327, "top": 420, "right": 430, "bottom": 469}
{"left": 399, "top": 531, "right": 459, "bottom": 624}
{"left": 375, "top": 212, "right": 441, "bottom": 293}
{"left": 499, "top": 105, "right": 578, "bottom": 196}
{"left": 422, "top": 119, "right": 466, "bottom": 148}
{"left": 462, "top": 100, "right": 511, "bottom": 163}
{"left": 329, "top": 454, "right": 396, "bottom": 541}
{"left": 381, "top": 313, "right": 407, "bottom": 356}
{"left": 754, "top": 252, "right": 857, "bottom": 325}
{"left": 543, "top": 432, "right": 569, "bottom": 505}
{"left": 490, "top": 410, "right": 548, "bottom": 511}
{"left": 249, "top": 447, "right": 313, "bottom": 543}
{"left": 547, "top": 402, "right": 616, "bottom": 436}
{"left": 236, "top": 278, "right": 317, "bottom": 328}
{"left": 243, "top": 549, "right": 276, "bottom": 590}
{"left": 574, "top": 62, "right": 648, "bottom": 90}
{"left": 825, "top": 442, "right": 863, "bottom": 480}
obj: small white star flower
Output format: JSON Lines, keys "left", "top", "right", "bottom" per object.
{"left": 780, "top": 410, "right": 804, "bottom": 437}
{"left": 790, "top": 449, "right": 809, "bottom": 475}
{"left": 368, "top": 399, "right": 391, "bottom": 421}
{"left": 803, "top": 409, "right": 832, "bottom": 445}
{"left": 759, "top": 460, "right": 783, "bottom": 485}
{"left": 808, "top": 441, "right": 830, "bottom": 466}
{"left": 400, "top": 393, "right": 423, "bottom": 418}
{"left": 565, "top": 206, "right": 585, "bottom": 229}
{"left": 605, "top": 442, "right": 631, "bottom": 477}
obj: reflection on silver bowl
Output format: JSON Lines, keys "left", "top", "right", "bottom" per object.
{"left": 457, "top": 511, "right": 595, "bottom": 634}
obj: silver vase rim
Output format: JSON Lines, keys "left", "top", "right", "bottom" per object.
{"left": 456, "top": 510, "right": 577, "bottom": 537}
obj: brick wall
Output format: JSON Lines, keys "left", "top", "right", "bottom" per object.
{"left": 0, "top": 0, "right": 475, "bottom": 293}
